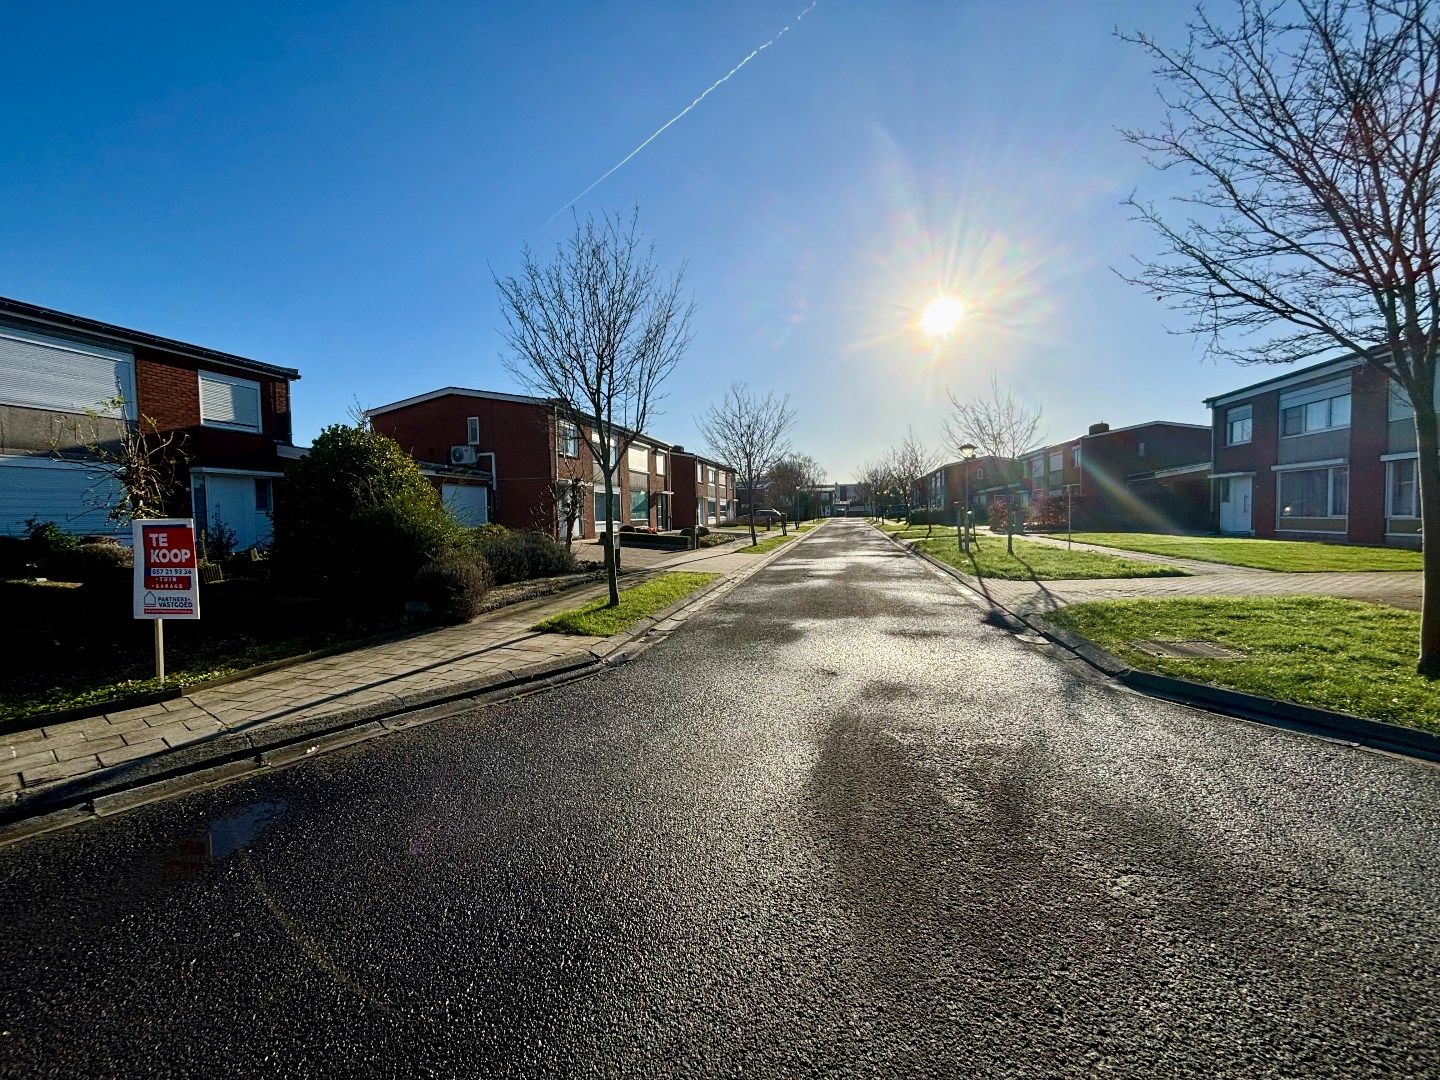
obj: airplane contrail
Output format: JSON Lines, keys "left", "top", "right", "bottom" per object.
{"left": 545, "top": 2, "right": 818, "bottom": 226}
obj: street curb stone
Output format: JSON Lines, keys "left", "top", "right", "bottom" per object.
{"left": 0, "top": 526, "right": 822, "bottom": 846}
{"left": 873, "top": 522, "right": 1440, "bottom": 765}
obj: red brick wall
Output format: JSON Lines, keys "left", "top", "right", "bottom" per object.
{"left": 133, "top": 347, "right": 293, "bottom": 476}
{"left": 1348, "top": 365, "right": 1391, "bottom": 544}
{"left": 1215, "top": 389, "right": 1279, "bottom": 537}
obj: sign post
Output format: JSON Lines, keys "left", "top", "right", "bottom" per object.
{"left": 132, "top": 518, "right": 201, "bottom": 680}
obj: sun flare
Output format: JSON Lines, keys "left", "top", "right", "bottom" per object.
{"left": 919, "top": 294, "right": 965, "bottom": 338}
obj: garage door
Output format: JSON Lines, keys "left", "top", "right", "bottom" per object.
{"left": 442, "top": 483, "right": 489, "bottom": 526}
{"left": 0, "top": 456, "right": 125, "bottom": 537}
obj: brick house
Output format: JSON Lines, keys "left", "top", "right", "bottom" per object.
{"left": 1012, "top": 421, "right": 1211, "bottom": 530}
{"left": 1205, "top": 353, "right": 1418, "bottom": 546}
{"left": 365, "top": 387, "right": 675, "bottom": 539}
{"left": 925, "top": 456, "right": 1025, "bottom": 521}
{"left": 668, "top": 447, "right": 737, "bottom": 529}
{"left": 0, "top": 296, "right": 301, "bottom": 548}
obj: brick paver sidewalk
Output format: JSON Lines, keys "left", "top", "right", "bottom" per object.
{"left": 0, "top": 531, "right": 806, "bottom": 810}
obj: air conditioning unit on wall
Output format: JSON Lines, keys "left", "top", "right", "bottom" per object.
{"left": 450, "top": 445, "right": 478, "bottom": 466}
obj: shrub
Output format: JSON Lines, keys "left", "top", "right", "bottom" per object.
{"left": 412, "top": 555, "right": 492, "bottom": 624}
{"left": 24, "top": 519, "right": 78, "bottom": 558}
{"left": 472, "top": 525, "right": 579, "bottom": 585}
{"left": 906, "top": 508, "right": 950, "bottom": 526}
{"left": 271, "top": 424, "right": 469, "bottom": 616}
{"left": 1026, "top": 492, "right": 1069, "bottom": 530}
{"left": 47, "top": 543, "right": 133, "bottom": 584}
{"left": 201, "top": 517, "right": 238, "bottom": 562}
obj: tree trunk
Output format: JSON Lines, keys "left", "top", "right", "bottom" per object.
{"left": 603, "top": 469, "right": 619, "bottom": 607}
{"left": 1007, "top": 491, "right": 1015, "bottom": 555}
{"left": 1414, "top": 402, "right": 1440, "bottom": 676}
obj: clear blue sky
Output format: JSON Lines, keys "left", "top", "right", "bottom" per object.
{"left": 0, "top": 1, "right": 1267, "bottom": 480}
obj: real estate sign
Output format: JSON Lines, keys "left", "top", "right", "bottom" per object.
{"left": 132, "top": 518, "right": 201, "bottom": 620}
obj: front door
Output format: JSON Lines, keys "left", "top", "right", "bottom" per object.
{"left": 1219, "top": 476, "right": 1252, "bottom": 533}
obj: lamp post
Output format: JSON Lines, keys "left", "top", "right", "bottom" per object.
{"left": 956, "top": 443, "right": 977, "bottom": 553}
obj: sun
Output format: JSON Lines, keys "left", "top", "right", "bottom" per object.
{"left": 919, "top": 294, "right": 966, "bottom": 338}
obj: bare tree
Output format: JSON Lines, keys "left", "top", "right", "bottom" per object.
{"left": 52, "top": 397, "right": 188, "bottom": 528}
{"left": 767, "top": 453, "right": 827, "bottom": 527}
{"left": 886, "top": 429, "right": 943, "bottom": 536}
{"left": 855, "top": 459, "right": 893, "bottom": 520}
{"left": 1121, "top": 0, "right": 1440, "bottom": 673}
{"left": 945, "top": 379, "right": 1043, "bottom": 553}
{"left": 496, "top": 208, "right": 692, "bottom": 606}
{"left": 697, "top": 383, "right": 795, "bottom": 546}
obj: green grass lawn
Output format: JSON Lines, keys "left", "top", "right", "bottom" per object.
{"left": 875, "top": 522, "right": 960, "bottom": 540}
{"left": 1066, "top": 532, "right": 1423, "bottom": 573}
{"left": 914, "top": 534, "right": 1189, "bottom": 581}
{"left": 533, "top": 571, "right": 720, "bottom": 636}
{"left": 1048, "top": 596, "right": 1439, "bottom": 733}
{"left": 738, "top": 534, "right": 799, "bottom": 554}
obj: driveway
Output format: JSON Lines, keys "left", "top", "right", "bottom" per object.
{"left": 1, "top": 520, "right": 1437, "bottom": 1076}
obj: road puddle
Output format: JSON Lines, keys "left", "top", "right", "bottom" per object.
{"left": 158, "top": 800, "right": 287, "bottom": 878}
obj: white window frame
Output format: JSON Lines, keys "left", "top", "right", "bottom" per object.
{"left": 1276, "top": 464, "right": 1349, "bottom": 521}
{"left": 467, "top": 417, "right": 480, "bottom": 446}
{"left": 557, "top": 420, "right": 579, "bottom": 457}
{"left": 1071, "top": 446, "right": 1081, "bottom": 468}
{"left": 197, "top": 370, "right": 263, "bottom": 433}
{"left": 1388, "top": 383, "right": 1415, "bottom": 422}
{"left": 1279, "top": 379, "right": 1352, "bottom": 438}
{"left": 1048, "top": 451, "right": 1062, "bottom": 473}
{"left": 1386, "top": 456, "right": 1419, "bottom": 519}
{"left": 655, "top": 451, "right": 666, "bottom": 476}
{"left": 1225, "top": 405, "right": 1253, "bottom": 446}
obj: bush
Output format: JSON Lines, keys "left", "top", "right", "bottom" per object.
{"left": 906, "top": 508, "right": 950, "bottom": 526}
{"left": 1026, "top": 492, "right": 1069, "bottom": 530}
{"left": 271, "top": 424, "right": 469, "bottom": 616}
{"left": 679, "top": 525, "right": 710, "bottom": 538}
{"left": 201, "top": 517, "right": 238, "bottom": 562}
{"left": 47, "top": 543, "right": 133, "bottom": 584}
{"left": 472, "top": 525, "right": 579, "bottom": 585}
{"left": 412, "top": 555, "right": 492, "bottom": 625}
{"left": 24, "top": 519, "right": 78, "bottom": 558}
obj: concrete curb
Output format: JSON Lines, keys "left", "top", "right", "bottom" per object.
{"left": 0, "top": 526, "right": 819, "bottom": 847}
{"left": 872, "top": 522, "right": 1440, "bottom": 766}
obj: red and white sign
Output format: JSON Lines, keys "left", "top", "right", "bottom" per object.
{"left": 132, "top": 518, "right": 202, "bottom": 620}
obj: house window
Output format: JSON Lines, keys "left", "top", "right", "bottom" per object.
{"left": 627, "top": 444, "right": 648, "bottom": 472}
{"left": 198, "top": 371, "right": 262, "bottom": 433}
{"left": 629, "top": 486, "right": 649, "bottom": 521}
{"left": 556, "top": 420, "right": 579, "bottom": 457}
{"left": 254, "top": 478, "right": 273, "bottom": 513}
{"left": 975, "top": 466, "right": 985, "bottom": 481}
{"left": 707, "top": 498, "right": 717, "bottom": 523}
{"left": 1048, "top": 451, "right": 1062, "bottom": 472}
{"left": 655, "top": 451, "right": 666, "bottom": 476}
{"left": 1226, "top": 405, "right": 1253, "bottom": 446}
{"left": 1030, "top": 458, "right": 1044, "bottom": 480}
{"left": 467, "top": 417, "right": 480, "bottom": 446}
{"left": 1278, "top": 466, "right": 1348, "bottom": 518}
{"left": 1388, "top": 458, "right": 1418, "bottom": 518}
{"left": 1280, "top": 384, "right": 1351, "bottom": 436}
{"left": 1137, "top": 441, "right": 1146, "bottom": 458}
{"left": 1071, "top": 447, "right": 1081, "bottom": 468}
{"left": 1389, "top": 384, "right": 1415, "bottom": 421}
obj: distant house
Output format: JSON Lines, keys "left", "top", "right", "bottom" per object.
{"left": 366, "top": 387, "right": 678, "bottom": 538}
{"left": 669, "top": 447, "right": 737, "bottom": 529}
{"left": 0, "top": 296, "right": 301, "bottom": 548}
{"left": 1205, "top": 352, "right": 1417, "bottom": 546}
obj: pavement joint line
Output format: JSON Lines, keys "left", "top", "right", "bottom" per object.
{"left": 871, "top": 521, "right": 1440, "bottom": 767}
{"left": 0, "top": 530, "right": 818, "bottom": 848}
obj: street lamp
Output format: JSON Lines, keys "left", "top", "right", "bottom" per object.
{"left": 957, "top": 444, "right": 977, "bottom": 553}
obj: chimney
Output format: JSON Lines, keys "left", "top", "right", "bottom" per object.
{"left": 1088, "top": 422, "right": 1110, "bottom": 436}
{"left": 671, "top": 445, "right": 685, "bottom": 452}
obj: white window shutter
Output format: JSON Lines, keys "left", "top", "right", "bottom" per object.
{"left": 0, "top": 326, "right": 134, "bottom": 417}
{"left": 199, "top": 372, "right": 262, "bottom": 431}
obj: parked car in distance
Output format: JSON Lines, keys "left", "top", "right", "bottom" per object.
{"left": 745, "top": 509, "right": 785, "bottom": 524}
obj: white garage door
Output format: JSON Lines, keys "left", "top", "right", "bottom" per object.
{"left": 0, "top": 456, "right": 125, "bottom": 537}
{"left": 442, "top": 483, "right": 489, "bottom": 526}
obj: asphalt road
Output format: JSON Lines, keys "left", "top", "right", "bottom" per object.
{"left": 3, "top": 521, "right": 1439, "bottom": 1078}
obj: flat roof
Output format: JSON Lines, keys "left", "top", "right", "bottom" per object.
{"left": 1202, "top": 346, "right": 1391, "bottom": 408}
{"left": 0, "top": 295, "right": 300, "bottom": 380}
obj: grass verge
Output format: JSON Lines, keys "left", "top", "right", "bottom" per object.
{"left": 533, "top": 571, "right": 720, "bottom": 636}
{"left": 914, "top": 534, "right": 1189, "bottom": 581}
{"left": 1048, "top": 596, "right": 1437, "bottom": 733}
{"left": 1066, "top": 532, "right": 1422, "bottom": 573}
{"left": 739, "top": 534, "right": 798, "bottom": 554}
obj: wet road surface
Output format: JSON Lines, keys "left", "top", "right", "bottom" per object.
{"left": 3, "top": 521, "right": 1439, "bottom": 1077}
